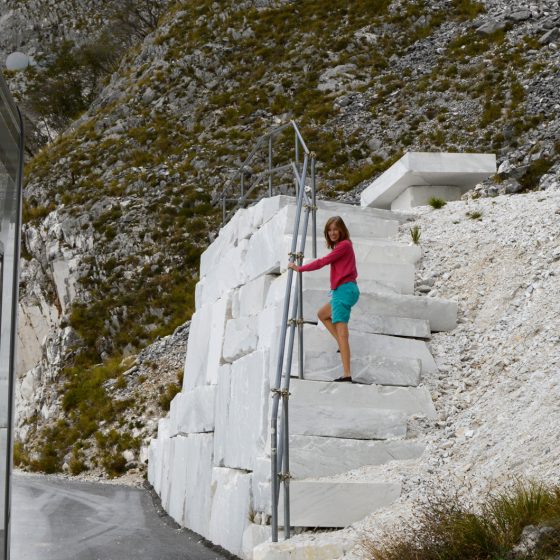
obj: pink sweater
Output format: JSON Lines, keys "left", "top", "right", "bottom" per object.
{"left": 298, "top": 239, "right": 358, "bottom": 290}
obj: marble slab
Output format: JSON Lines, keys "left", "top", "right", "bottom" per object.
{"left": 302, "top": 351, "right": 422, "bottom": 386}
{"left": 222, "top": 350, "right": 271, "bottom": 471}
{"left": 290, "top": 403, "right": 407, "bottom": 439}
{"left": 290, "top": 378, "right": 436, "bottom": 418}
{"left": 167, "top": 435, "right": 188, "bottom": 524}
{"left": 208, "top": 467, "right": 253, "bottom": 557}
{"left": 223, "top": 316, "right": 259, "bottom": 362}
{"left": 295, "top": 325, "right": 437, "bottom": 375}
{"left": 278, "top": 480, "right": 401, "bottom": 527}
{"left": 183, "top": 433, "right": 214, "bottom": 538}
{"left": 361, "top": 151, "right": 496, "bottom": 209}
{"left": 172, "top": 385, "right": 216, "bottom": 434}
{"left": 289, "top": 435, "right": 425, "bottom": 478}
{"left": 301, "top": 288, "right": 456, "bottom": 333}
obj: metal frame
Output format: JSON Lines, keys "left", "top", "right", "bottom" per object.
{"left": 0, "top": 72, "right": 24, "bottom": 560}
{"left": 219, "top": 122, "right": 317, "bottom": 541}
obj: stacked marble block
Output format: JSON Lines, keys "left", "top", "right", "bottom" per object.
{"left": 148, "top": 195, "right": 457, "bottom": 558}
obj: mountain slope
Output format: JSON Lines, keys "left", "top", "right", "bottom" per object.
{"left": 9, "top": 0, "right": 560, "bottom": 477}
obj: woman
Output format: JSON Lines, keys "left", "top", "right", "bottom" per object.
{"left": 288, "top": 216, "right": 359, "bottom": 382}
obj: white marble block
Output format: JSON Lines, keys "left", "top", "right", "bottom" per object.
{"left": 167, "top": 435, "right": 189, "bottom": 524}
{"left": 147, "top": 439, "right": 159, "bottom": 489}
{"left": 223, "top": 316, "right": 259, "bottom": 362}
{"left": 172, "top": 386, "right": 216, "bottom": 434}
{"left": 251, "top": 455, "right": 273, "bottom": 514}
{"left": 303, "top": 352, "right": 422, "bottom": 386}
{"left": 296, "top": 325, "right": 437, "bottom": 374}
{"left": 213, "top": 364, "right": 232, "bottom": 467}
{"left": 183, "top": 293, "right": 232, "bottom": 391}
{"left": 290, "top": 378, "right": 436, "bottom": 418}
{"left": 289, "top": 435, "right": 425, "bottom": 478}
{"left": 159, "top": 435, "right": 175, "bottom": 512}
{"left": 234, "top": 274, "right": 275, "bottom": 318}
{"left": 208, "top": 467, "right": 253, "bottom": 557}
{"left": 300, "top": 288, "right": 456, "bottom": 333}
{"left": 391, "top": 185, "right": 464, "bottom": 210}
{"left": 183, "top": 433, "right": 214, "bottom": 538}
{"left": 279, "top": 480, "right": 401, "bottom": 527}
{"left": 290, "top": 403, "right": 407, "bottom": 439}
{"left": 222, "top": 350, "right": 271, "bottom": 471}
{"left": 361, "top": 151, "right": 496, "bottom": 209}
{"left": 197, "top": 239, "right": 249, "bottom": 305}
{"left": 182, "top": 305, "right": 212, "bottom": 390}
{"left": 242, "top": 524, "right": 272, "bottom": 560}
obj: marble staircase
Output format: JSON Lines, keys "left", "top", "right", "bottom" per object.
{"left": 148, "top": 195, "right": 457, "bottom": 556}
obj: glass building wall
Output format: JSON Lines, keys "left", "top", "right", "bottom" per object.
{"left": 0, "top": 71, "right": 24, "bottom": 560}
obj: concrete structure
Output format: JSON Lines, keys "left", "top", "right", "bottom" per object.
{"left": 360, "top": 152, "right": 496, "bottom": 210}
{"left": 148, "top": 195, "right": 457, "bottom": 558}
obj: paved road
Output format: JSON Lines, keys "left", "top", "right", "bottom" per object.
{"left": 11, "top": 474, "right": 229, "bottom": 560}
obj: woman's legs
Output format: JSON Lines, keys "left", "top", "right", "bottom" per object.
{"left": 317, "top": 303, "right": 352, "bottom": 379}
{"left": 334, "top": 322, "right": 351, "bottom": 378}
{"left": 317, "top": 303, "right": 339, "bottom": 342}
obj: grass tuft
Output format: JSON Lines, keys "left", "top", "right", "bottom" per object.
{"left": 362, "top": 481, "right": 560, "bottom": 560}
{"left": 428, "top": 197, "right": 447, "bottom": 209}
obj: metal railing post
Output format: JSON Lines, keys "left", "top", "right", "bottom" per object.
{"left": 311, "top": 155, "right": 317, "bottom": 258}
{"left": 268, "top": 136, "right": 273, "bottom": 196}
{"left": 215, "top": 122, "right": 318, "bottom": 543}
{"left": 271, "top": 161, "right": 307, "bottom": 541}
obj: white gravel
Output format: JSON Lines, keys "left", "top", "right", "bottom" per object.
{"left": 288, "top": 187, "right": 560, "bottom": 555}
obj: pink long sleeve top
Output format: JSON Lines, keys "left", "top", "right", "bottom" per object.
{"left": 298, "top": 239, "right": 358, "bottom": 290}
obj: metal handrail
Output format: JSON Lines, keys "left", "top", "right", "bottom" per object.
{"left": 219, "top": 122, "right": 317, "bottom": 542}
{"left": 218, "top": 120, "right": 313, "bottom": 225}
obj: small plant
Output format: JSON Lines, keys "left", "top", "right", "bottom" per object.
{"left": 466, "top": 210, "right": 483, "bottom": 220}
{"left": 410, "top": 225, "right": 421, "bottom": 245}
{"left": 428, "top": 197, "right": 447, "bottom": 209}
{"left": 361, "top": 480, "right": 560, "bottom": 560}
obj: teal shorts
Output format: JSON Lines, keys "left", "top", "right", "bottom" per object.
{"left": 330, "top": 282, "right": 360, "bottom": 324}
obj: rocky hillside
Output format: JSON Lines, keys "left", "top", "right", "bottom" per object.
{"left": 4, "top": 0, "right": 559, "bottom": 478}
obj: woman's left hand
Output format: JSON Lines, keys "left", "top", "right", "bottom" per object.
{"left": 287, "top": 262, "right": 299, "bottom": 272}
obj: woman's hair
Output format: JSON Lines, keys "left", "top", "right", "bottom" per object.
{"left": 324, "top": 216, "right": 350, "bottom": 249}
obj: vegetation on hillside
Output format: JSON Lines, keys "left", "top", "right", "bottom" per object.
{"left": 13, "top": 0, "right": 558, "bottom": 476}
{"left": 362, "top": 481, "right": 560, "bottom": 560}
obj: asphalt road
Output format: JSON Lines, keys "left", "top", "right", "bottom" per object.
{"left": 11, "top": 473, "right": 229, "bottom": 560}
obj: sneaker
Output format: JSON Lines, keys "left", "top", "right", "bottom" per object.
{"left": 333, "top": 376, "right": 352, "bottom": 382}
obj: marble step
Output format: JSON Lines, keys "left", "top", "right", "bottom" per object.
{"left": 290, "top": 402, "right": 407, "bottom": 439}
{"left": 275, "top": 260, "right": 416, "bottom": 295}
{"left": 289, "top": 435, "right": 425, "bottom": 479}
{"left": 278, "top": 480, "right": 401, "bottom": 528}
{"left": 301, "top": 351, "right": 422, "bottom": 386}
{"left": 290, "top": 378, "right": 436, "bottom": 419}
{"left": 285, "top": 200, "right": 401, "bottom": 240}
{"left": 290, "top": 325, "right": 437, "bottom": 375}
{"left": 301, "top": 288, "right": 456, "bottom": 333}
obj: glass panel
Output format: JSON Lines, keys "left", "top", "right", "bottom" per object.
{"left": 0, "top": 71, "right": 24, "bottom": 560}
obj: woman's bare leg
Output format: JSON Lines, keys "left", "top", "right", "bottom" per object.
{"left": 334, "top": 322, "right": 351, "bottom": 378}
{"left": 317, "top": 303, "right": 339, "bottom": 342}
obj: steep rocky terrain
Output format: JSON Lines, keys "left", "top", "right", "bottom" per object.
{"left": 2, "top": 0, "right": 559, "bottom": 479}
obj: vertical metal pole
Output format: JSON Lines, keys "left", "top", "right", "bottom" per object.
{"left": 295, "top": 130, "right": 299, "bottom": 171}
{"left": 271, "top": 165, "right": 307, "bottom": 542}
{"left": 311, "top": 156, "right": 317, "bottom": 258}
{"left": 298, "top": 266, "right": 304, "bottom": 380}
{"left": 240, "top": 170, "right": 244, "bottom": 198}
{"left": 282, "top": 394, "right": 291, "bottom": 539}
{"left": 268, "top": 136, "right": 273, "bottom": 196}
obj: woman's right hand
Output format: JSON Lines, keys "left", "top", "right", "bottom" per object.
{"left": 287, "top": 262, "right": 299, "bottom": 272}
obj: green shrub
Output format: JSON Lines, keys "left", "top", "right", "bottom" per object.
{"left": 519, "top": 158, "right": 554, "bottom": 191}
{"left": 466, "top": 210, "right": 483, "bottom": 220}
{"left": 428, "top": 197, "right": 447, "bottom": 209}
{"left": 362, "top": 481, "right": 560, "bottom": 560}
